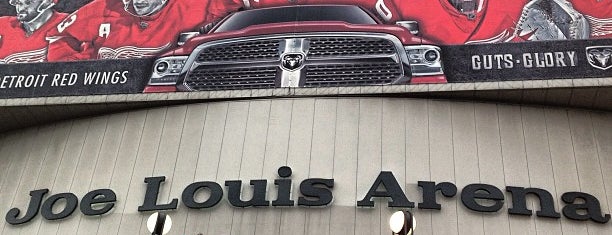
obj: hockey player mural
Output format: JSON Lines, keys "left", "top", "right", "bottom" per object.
{"left": 231, "top": 0, "right": 530, "bottom": 44}
{"left": 0, "top": 0, "right": 66, "bottom": 63}
{"left": 568, "top": 0, "right": 612, "bottom": 39}
{"left": 0, "top": 0, "right": 609, "bottom": 63}
{"left": 198, "top": 0, "right": 611, "bottom": 44}
{"left": 45, "top": 0, "right": 236, "bottom": 61}
{"left": 395, "top": 0, "right": 530, "bottom": 44}
{"left": 514, "top": 0, "right": 612, "bottom": 41}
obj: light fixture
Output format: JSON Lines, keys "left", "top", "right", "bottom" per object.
{"left": 389, "top": 210, "right": 416, "bottom": 235}
{"left": 147, "top": 212, "right": 172, "bottom": 235}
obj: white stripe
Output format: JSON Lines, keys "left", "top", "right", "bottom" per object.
{"left": 97, "top": 43, "right": 170, "bottom": 59}
{"left": 586, "top": 15, "right": 612, "bottom": 37}
{"left": 2, "top": 47, "right": 47, "bottom": 63}
{"left": 465, "top": 29, "right": 513, "bottom": 44}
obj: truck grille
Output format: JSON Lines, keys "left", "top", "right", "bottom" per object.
{"left": 308, "top": 37, "right": 396, "bottom": 57}
{"left": 197, "top": 39, "right": 280, "bottom": 62}
{"left": 185, "top": 66, "right": 277, "bottom": 90}
{"left": 304, "top": 61, "right": 401, "bottom": 87}
{"left": 184, "top": 34, "right": 406, "bottom": 91}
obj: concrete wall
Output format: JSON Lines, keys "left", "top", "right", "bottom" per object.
{"left": 0, "top": 97, "right": 611, "bottom": 235}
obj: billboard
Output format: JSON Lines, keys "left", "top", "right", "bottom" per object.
{"left": 0, "top": 0, "right": 610, "bottom": 98}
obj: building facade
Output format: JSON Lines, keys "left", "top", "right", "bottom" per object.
{"left": 1, "top": 97, "right": 611, "bottom": 234}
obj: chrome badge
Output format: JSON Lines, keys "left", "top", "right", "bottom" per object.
{"left": 281, "top": 53, "right": 305, "bottom": 71}
{"left": 586, "top": 46, "right": 612, "bottom": 70}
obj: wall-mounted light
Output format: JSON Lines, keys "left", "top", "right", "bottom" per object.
{"left": 389, "top": 210, "right": 416, "bottom": 235}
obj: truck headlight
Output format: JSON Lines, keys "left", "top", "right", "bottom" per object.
{"left": 148, "top": 56, "right": 188, "bottom": 85}
{"left": 404, "top": 45, "right": 444, "bottom": 77}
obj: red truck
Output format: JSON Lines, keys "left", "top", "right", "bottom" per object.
{"left": 144, "top": 5, "right": 446, "bottom": 93}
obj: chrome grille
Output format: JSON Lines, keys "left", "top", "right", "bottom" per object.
{"left": 304, "top": 61, "right": 401, "bottom": 87}
{"left": 185, "top": 66, "right": 277, "bottom": 90}
{"left": 183, "top": 34, "right": 407, "bottom": 91}
{"left": 308, "top": 37, "right": 396, "bottom": 57}
{"left": 196, "top": 39, "right": 280, "bottom": 62}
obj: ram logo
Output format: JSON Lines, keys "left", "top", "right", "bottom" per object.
{"left": 586, "top": 46, "right": 612, "bottom": 70}
{"left": 281, "top": 53, "right": 304, "bottom": 71}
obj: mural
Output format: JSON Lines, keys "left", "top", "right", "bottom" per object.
{"left": 0, "top": 0, "right": 610, "bottom": 97}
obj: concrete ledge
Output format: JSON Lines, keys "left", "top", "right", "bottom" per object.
{"left": 3, "top": 77, "right": 610, "bottom": 107}
{"left": 0, "top": 77, "right": 610, "bottom": 133}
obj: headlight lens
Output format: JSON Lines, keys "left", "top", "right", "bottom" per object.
{"left": 424, "top": 49, "right": 439, "bottom": 62}
{"left": 404, "top": 45, "right": 444, "bottom": 77}
{"left": 155, "top": 61, "right": 170, "bottom": 73}
{"left": 148, "top": 56, "right": 188, "bottom": 85}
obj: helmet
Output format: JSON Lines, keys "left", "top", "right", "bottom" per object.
{"left": 515, "top": 0, "right": 590, "bottom": 40}
{"left": 9, "top": 0, "right": 56, "bottom": 23}
{"left": 9, "top": 0, "right": 57, "bottom": 10}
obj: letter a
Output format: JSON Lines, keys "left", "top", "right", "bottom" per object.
{"left": 357, "top": 172, "right": 413, "bottom": 208}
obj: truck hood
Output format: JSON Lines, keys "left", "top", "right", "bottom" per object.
{"left": 165, "top": 21, "right": 429, "bottom": 56}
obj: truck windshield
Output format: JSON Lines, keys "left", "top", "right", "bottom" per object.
{"left": 213, "top": 5, "right": 378, "bottom": 33}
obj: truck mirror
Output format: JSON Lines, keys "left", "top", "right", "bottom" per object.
{"left": 201, "top": 22, "right": 215, "bottom": 34}
{"left": 396, "top": 21, "right": 419, "bottom": 35}
{"left": 177, "top": 32, "right": 200, "bottom": 46}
